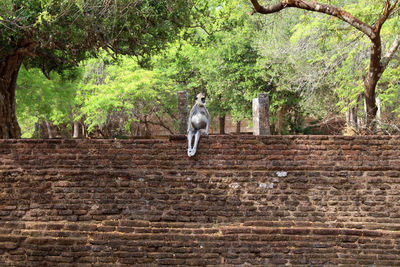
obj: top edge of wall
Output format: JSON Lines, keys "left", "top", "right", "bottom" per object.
{"left": 0, "top": 134, "right": 399, "bottom": 143}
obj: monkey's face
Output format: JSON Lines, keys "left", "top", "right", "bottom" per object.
{"left": 195, "top": 93, "right": 206, "bottom": 106}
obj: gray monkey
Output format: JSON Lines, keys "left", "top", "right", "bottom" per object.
{"left": 187, "top": 93, "right": 210, "bottom": 157}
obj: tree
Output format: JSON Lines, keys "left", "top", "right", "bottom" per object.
{"left": 250, "top": 0, "right": 400, "bottom": 128}
{"left": 0, "top": 0, "right": 193, "bottom": 138}
{"left": 16, "top": 67, "right": 77, "bottom": 138}
{"left": 185, "top": 0, "right": 269, "bottom": 132}
{"left": 197, "top": 29, "right": 267, "bottom": 129}
{"left": 77, "top": 54, "right": 179, "bottom": 138}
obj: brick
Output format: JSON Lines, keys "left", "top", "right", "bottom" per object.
{"left": 119, "top": 220, "right": 149, "bottom": 227}
{"left": 45, "top": 256, "right": 73, "bottom": 263}
{"left": 281, "top": 228, "right": 311, "bottom": 235}
{"left": 0, "top": 242, "right": 19, "bottom": 249}
{"left": 156, "top": 258, "right": 186, "bottom": 265}
{"left": 313, "top": 229, "right": 341, "bottom": 235}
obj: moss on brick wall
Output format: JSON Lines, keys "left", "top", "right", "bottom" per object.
{"left": 0, "top": 135, "right": 400, "bottom": 265}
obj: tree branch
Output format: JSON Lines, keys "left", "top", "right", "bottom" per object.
{"left": 250, "top": 0, "right": 285, "bottom": 14}
{"left": 151, "top": 115, "right": 175, "bottom": 135}
{"left": 35, "top": 48, "right": 74, "bottom": 65}
{"left": 375, "top": 0, "right": 399, "bottom": 33}
{"left": 381, "top": 32, "right": 400, "bottom": 70}
{"left": 375, "top": 0, "right": 399, "bottom": 72}
{"left": 250, "top": 0, "right": 375, "bottom": 39}
{"left": 14, "top": 41, "right": 39, "bottom": 58}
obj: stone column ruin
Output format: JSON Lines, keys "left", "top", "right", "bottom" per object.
{"left": 253, "top": 93, "right": 270, "bottom": 135}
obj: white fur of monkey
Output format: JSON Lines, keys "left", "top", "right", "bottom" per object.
{"left": 187, "top": 93, "right": 210, "bottom": 157}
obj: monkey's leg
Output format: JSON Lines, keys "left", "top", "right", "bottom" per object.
{"left": 187, "top": 131, "right": 194, "bottom": 156}
{"left": 190, "top": 131, "right": 201, "bottom": 156}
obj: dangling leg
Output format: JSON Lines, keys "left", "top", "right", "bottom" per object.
{"left": 189, "top": 131, "right": 201, "bottom": 157}
{"left": 187, "top": 130, "right": 194, "bottom": 156}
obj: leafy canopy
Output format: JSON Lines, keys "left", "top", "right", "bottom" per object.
{"left": 0, "top": 0, "right": 194, "bottom": 73}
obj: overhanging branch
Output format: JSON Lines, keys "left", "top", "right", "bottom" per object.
{"left": 250, "top": 0, "right": 375, "bottom": 39}
{"left": 250, "top": 0, "right": 285, "bottom": 14}
{"left": 35, "top": 48, "right": 74, "bottom": 65}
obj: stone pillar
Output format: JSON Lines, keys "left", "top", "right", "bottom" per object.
{"left": 253, "top": 93, "right": 270, "bottom": 135}
{"left": 177, "top": 91, "right": 188, "bottom": 134}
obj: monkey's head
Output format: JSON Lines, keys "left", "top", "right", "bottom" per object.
{"left": 195, "top": 93, "right": 206, "bottom": 107}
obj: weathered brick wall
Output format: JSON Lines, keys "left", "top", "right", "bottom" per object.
{"left": 0, "top": 135, "right": 400, "bottom": 266}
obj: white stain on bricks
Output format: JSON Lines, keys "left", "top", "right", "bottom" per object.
{"left": 276, "top": 171, "right": 287, "bottom": 177}
{"left": 259, "top": 182, "right": 275, "bottom": 189}
{"left": 230, "top": 183, "right": 240, "bottom": 189}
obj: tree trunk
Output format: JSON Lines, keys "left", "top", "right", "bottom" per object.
{"left": 219, "top": 115, "right": 225, "bottom": 134}
{"left": 82, "top": 122, "right": 87, "bottom": 138}
{"left": 363, "top": 36, "right": 382, "bottom": 127}
{"left": 236, "top": 121, "right": 241, "bottom": 133}
{"left": 276, "top": 106, "right": 285, "bottom": 135}
{"left": 363, "top": 83, "right": 378, "bottom": 126}
{"left": 45, "top": 120, "right": 53, "bottom": 139}
{"left": 350, "top": 107, "right": 358, "bottom": 128}
{"left": 73, "top": 121, "right": 81, "bottom": 138}
{"left": 0, "top": 53, "right": 24, "bottom": 139}
{"left": 144, "top": 116, "right": 151, "bottom": 136}
{"left": 346, "top": 98, "right": 359, "bottom": 129}
{"left": 34, "top": 121, "right": 41, "bottom": 139}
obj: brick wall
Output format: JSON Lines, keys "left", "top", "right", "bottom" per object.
{"left": 0, "top": 135, "right": 400, "bottom": 266}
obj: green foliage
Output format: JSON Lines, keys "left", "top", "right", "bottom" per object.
{"left": 177, "top": 0, "right": 269, "bottom": 123}
{"left": 198, "top": 30, "right": 267, "bottom": 122}
{"left": 259, "top": 0, "right": 400, "bottom": 123}
{"left": 1, "top": 0, "right": 195, "bottom": 73}
{"left": 151, "top": 41, "right": 205, "bottom": 94}
{"left": 14, "top": 0, "right": 400, "bottom": 138}
{"left": 377, "top": 66, "right": 400, "bottom": 116}
{"left": 76, "top": 54, "right": 178, "bottom": 136}
{"left": 16, "top": 67, "right": 77, "bottom": 137}
{"left": 14, "top": 0, "right": 313, "bottom": 136}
